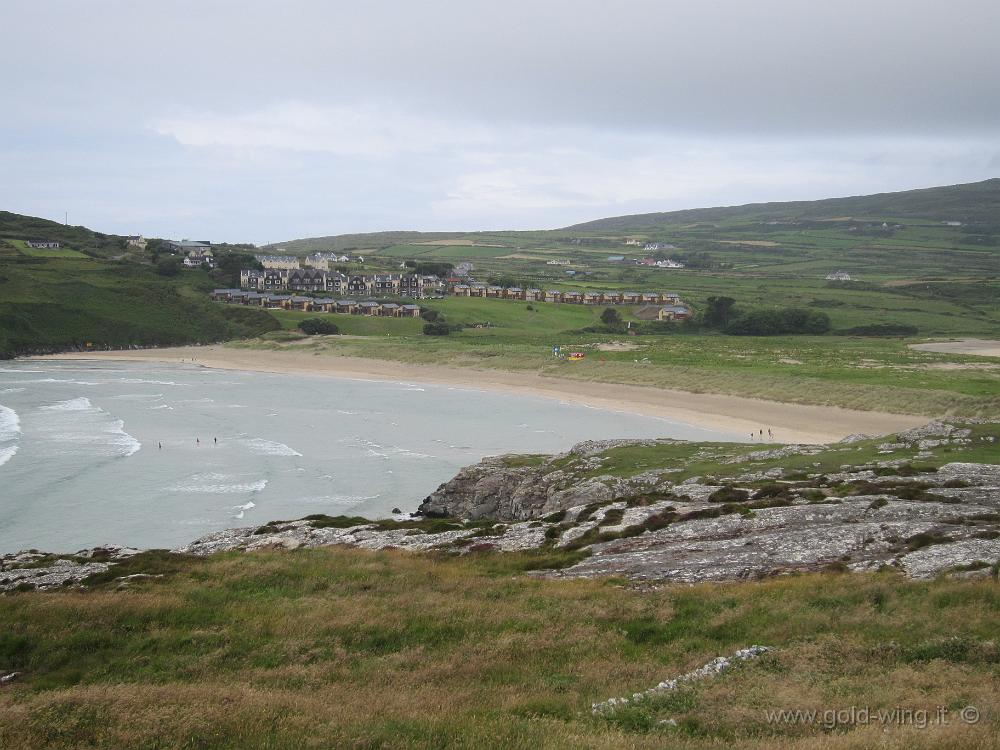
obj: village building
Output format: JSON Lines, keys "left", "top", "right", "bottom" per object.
{"left": 255, "top": 254, "right": 300, "bottom": 270}
{"left": 125, "top": 235, "right": 147, "bottom": 249}
{"left": 607, "top": 255, "right": 626, "bottom": 262}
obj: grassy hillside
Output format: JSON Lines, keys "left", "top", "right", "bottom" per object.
{"left": 569, "top": 178, "right": 1000, "bottom": 231}
{"left": 0, "top": 212, "right": 128, "bottom": 259}
{"left": 0, "top": 256, "right": 278, "bottom": 358}
{"left": 1, "top": 548, "right": 997, "bottom": 748}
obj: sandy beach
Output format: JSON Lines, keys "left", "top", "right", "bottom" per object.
{"left": 909, "top": 339, "right": 1000, "bottom": 358}
{"left": 30, "top": 346, "right": 930, "bottom": 444}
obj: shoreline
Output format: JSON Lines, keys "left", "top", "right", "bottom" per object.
{"left": 28, "top": 346, "right": 928, "bottom": 444}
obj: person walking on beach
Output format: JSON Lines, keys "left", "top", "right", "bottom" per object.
{"left": 196, "top": 438, "right": 200, "bottom": 446}
{"left": 214, "top": 437, "right": 217, "bottom": 445}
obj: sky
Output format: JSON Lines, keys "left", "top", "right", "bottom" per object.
{"left": 2, "top": 0, "right": 999, "bottom": 244}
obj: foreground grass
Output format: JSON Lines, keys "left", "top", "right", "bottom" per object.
{"left": 1, "top": 548, "right": 998, "bottom": 748}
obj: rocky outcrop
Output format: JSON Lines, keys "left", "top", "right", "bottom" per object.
{"left": 4, "top": 422, "right": 1000, "bottom": 591}
{"left": 0, "top": 546, "right": 139, "bottom": 592}
{"left": 417, "top": 439, "right": 685, "bottom": 521}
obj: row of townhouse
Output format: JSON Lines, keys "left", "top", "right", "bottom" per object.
{"left": 240, "top": 269, "right": 430, "bottom": 297}
{"left": 451, "top": 285, "right": 681, "bottom": 305}
{"left": 211, "top": 289, "right": 421, "bottom": 317}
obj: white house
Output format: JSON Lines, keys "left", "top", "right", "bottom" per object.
{"left": 825, "top": 271, "right": 852, "bottom": 281}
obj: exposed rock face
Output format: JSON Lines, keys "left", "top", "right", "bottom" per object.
{"left": 417, "top": 440, "right": 682, "bottom": 521}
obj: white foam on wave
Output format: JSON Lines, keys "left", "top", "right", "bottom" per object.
{"left": 41, "top": 396, "right": 93, "bottom": 411}
{"left": 232, "top": 500, "right": 257, "bottom": 519}
{"left": 150, "top": 404, "right": 174, "bottom": 410}
{"left": 110, "top": 393, "right": 164, "bottom": 401}
{"left": 0, "top": 445, "right": 17, "bottom": 468}
{"left": 0, "top": 388, "right": 26, "bottom": 395}
{"left": 0, "top": 404, "right": 21, "bottom": 442}
{"left": 346, "top": 437, "right": 433, "bottom": 459}
{"left": 239, "top": 438, "right": 302, "bottom": 457}
{"left": 35, "top": 397, "right": 141, "bottom": 456}
{"left": 170, "top": 473, "right": 268, "bottom": 494}
{"left": 7, "top": 378, "right": 101, "bottom": 386}
{"left": 119, "top": 378, "right": 187, "bottom": 386}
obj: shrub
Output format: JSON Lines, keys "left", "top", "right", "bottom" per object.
{"left": 726, "top": 308, "right": 830, "bottom": 336}
{"left": 299, "top": 318, "right": 339, "bottom": 335}
{"left": 708, "top": 486, "right": 749, "bottom": 503}
{"left": 423, "top": 321, "right": 451, "bottom": 336}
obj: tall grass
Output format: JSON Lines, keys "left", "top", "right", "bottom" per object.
{"left": 1, "top": 548, "right": 997, "bottom": 748}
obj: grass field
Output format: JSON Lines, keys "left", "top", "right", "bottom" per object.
{"left": 1, "top": 549, "right": 997, "bottom": 749}
{"left": 6, "top": 239, "right": 88, "bottom": 258}
{"left": 235, "top": 294, "right": 1000, "bottom": 418}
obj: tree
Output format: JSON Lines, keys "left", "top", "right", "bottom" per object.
{"left": 600, "top": 307, "right": 622, "bottom": 327}
{"left": 704, "top": 296, "right": 737, "bottom": 328}
{"left": 299, "top": 318, "right": 339, "bottom": 335}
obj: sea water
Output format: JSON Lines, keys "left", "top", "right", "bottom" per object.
{"left": 0, "top": 360, "right": 739, "bottom": 552}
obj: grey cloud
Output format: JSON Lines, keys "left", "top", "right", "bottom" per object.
{"left": 0, "top": 0, "right": 997, "bottom": 239}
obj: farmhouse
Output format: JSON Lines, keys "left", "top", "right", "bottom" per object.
{"left": 825, "top": 271, "right": 852, "bottom": 281}
{"left": 125, "top": 235, "right": 146, "bottom": 249}
{"left": 634, "top": 304, "right": 691, "bottom": 322}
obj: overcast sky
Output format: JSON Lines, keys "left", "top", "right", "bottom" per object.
{"left": 3, "top": 0, "right": 998, "bottom": 243}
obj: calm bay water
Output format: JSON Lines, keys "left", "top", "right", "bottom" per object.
{"left": 0, "top": 360, "right": 739, "bottom": 552}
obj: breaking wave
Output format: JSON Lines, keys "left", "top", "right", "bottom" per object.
{"left": 0, "top": 404, "right": 20, "bottom": 442}
{"left": 0, "top": 445, "right": 17, "bottom": 467}
{"left": 169, "top": 473, "right": 268, "bottom": 494}
{"left": 36, "top": 397, "right": 141, "bottom": 456}
{"left": 239, "top": 438, "right": 302, "bottom": 457}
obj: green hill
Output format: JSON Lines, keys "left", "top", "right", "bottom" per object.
{"left": 0, "top": 211, "right": 279, "bottom": 358}
{"left": 568, "top": 178, "right": 1000, "bottom": 231}
{"left": 0, "top": 211, "right": 129, "bottom": 259}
